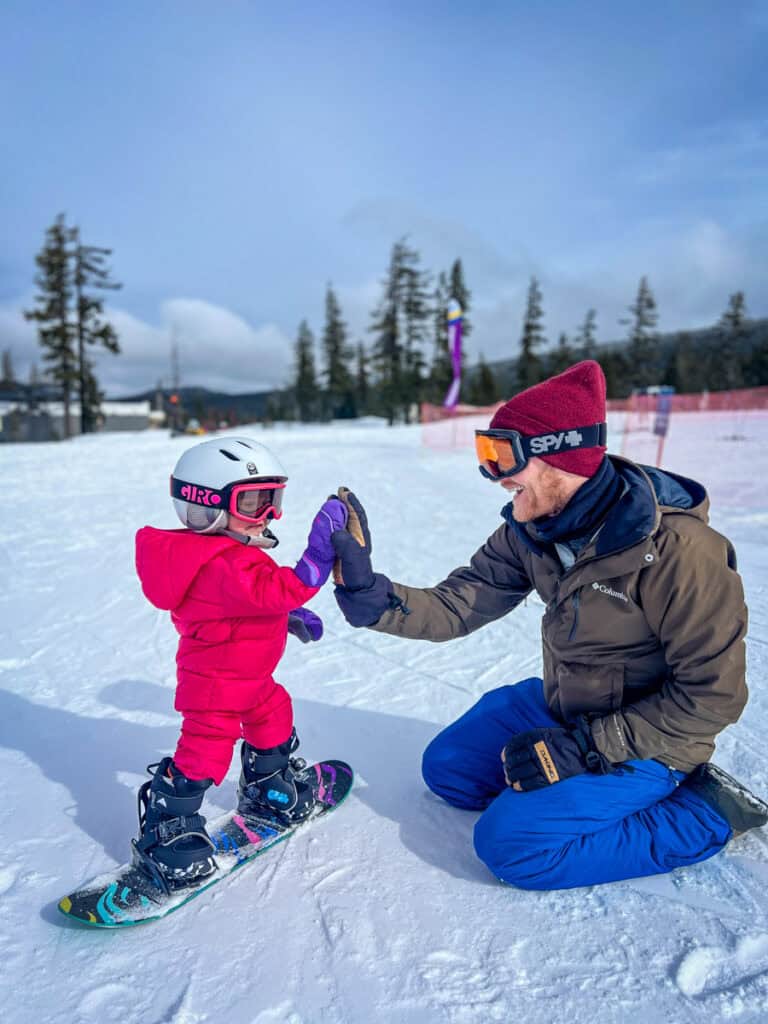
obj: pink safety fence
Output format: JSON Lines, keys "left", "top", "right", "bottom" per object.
{"left": 606, "top": 387, "right": 768, "bottom": 414}
{"left": 421, "top": 402, "right": 504, "bottom": 450}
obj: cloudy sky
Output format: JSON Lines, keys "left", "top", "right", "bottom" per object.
{"left": 2, "top": 1, "right": 767, "bottom": 396}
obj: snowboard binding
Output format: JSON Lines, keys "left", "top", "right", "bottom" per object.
{"left": 132, "top": 758, "right": 218, "bottom": 894}
{"left": 237, "top": 728, "right": 315, "bottom": 825}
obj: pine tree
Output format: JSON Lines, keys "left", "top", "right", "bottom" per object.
{"left": 428, "top": 271, "right": 453, "bottom": 404}
{"left": 369, "top": 242, "right": 406, "bottom": 425}
{"left": 354, "top": 342, "right": 370, "bottom": 416}
{"left": 321, "top": 285, "right": 355, "bottom": 418}
{"left": 1, "top": 349, "right": 14, "bottom": 385}
{"left": 294, "top": 320, "right": 318, "bottom": 422}
{"left": 575, "top": 309, "right": 598, "bottom": 359}
{"left": 517, "top": 276, "right": 546, "bottom": 389}
{"left": 468, "top": 353, "right": 497, "bottom": 405}
{"left": 23, "top": 215, "right": 121, "bottom": 437}
{"left": 264, "top": 393, "right": 281, "bottom": 425}
{"left": 716, "top": 292, "right": 748, "bottom": 390}
{"left": 80, "top": 357, "right": 104, "bottom": 429}
{"left": 550, "top": 332, "right": 575, "bottom": 375}
{"left": 369, "top": 296, "right": 400, "bottom": 426}
{"left": 743, "top": 328, "right": 768, "bottom": 387}
{"left": 622, "top": 277, "right": 660, "bottom": 388}
{"left": 73, "top": 231, "right": 121, "bottom": 432}
{"left": 399, "top": 241, "right": 431, "bottom": 421}
{"left": 24, "top": 214, "right": 78, "bottom": 438}
{"left": 668, "top": 331, "right": 705, "bottom": 394}
{"left": 599, "top": 350, "right": 627, "bottom": 399}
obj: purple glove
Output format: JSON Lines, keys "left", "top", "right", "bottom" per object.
{"left": 294, "top": 497, "right": 349, "bottom": 587}
{"left": 287, "top": 608, "right": 323, "bottom": 643}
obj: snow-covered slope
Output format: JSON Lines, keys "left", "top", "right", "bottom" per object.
{"left": 1, "top": 417, "right": 767, "bottom": 1023}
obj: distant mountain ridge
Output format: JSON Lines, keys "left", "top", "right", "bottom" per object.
{"left": 113, "top": 385, "right": 274, "bottom": 421}
{"left": 483, "top": 316, "right": 768, "bottom": 395}
{"left": 111, "top": 316, "right": 768, "bottom": 410}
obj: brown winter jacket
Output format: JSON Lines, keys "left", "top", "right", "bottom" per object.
{"left": 368, "top": 457, "right": 748, "bottom": 772}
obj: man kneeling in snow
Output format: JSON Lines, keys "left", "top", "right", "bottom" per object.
{"left": 331, "top": 360, "right": 768, "bottom": 890}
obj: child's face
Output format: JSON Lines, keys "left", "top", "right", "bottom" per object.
{"left": 226, "top": 514, "right": 267, "bottom": 539}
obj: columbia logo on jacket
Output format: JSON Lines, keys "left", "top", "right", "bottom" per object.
{"left": 592, "top": 581, "right": 628, "bottom": 603}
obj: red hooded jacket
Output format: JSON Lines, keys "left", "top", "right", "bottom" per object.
{"left": 135, "top": 528, "right": 319, "bottom": 714}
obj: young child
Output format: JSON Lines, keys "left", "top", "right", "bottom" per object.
{"left": 132, "top": 435, "right": 348, "bottom": 889}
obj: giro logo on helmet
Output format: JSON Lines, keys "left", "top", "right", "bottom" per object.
{"left": 529, "top": 429, "right": 584, "bottom": 454}
{"left": 180, "top": 483, "right": 222, "bottom": 507}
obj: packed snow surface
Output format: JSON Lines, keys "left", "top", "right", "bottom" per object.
{"left": 1, "top": 414, "right": 767, "bottom": 1023}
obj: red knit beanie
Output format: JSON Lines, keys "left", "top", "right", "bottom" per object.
{"left": 490, "top": 360, "right": 607, "bottom": 477}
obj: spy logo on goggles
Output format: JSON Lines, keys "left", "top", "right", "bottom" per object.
{"left": 171, "top": 476, "right": 285, "bottom": 523}
{"left": 475, "top": 423, "right": 607, "bottom": 480}
{"left": 530, "top": 429, "right": 584, "bottom": 454}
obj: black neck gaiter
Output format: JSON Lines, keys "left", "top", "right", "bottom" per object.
{"left": 527, "top": 457, "right": 624, "bottom": 548}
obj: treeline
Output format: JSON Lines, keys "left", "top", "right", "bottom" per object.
{"left": 13, "top": 220, "right": 767, "bottom": 437}
{"left": 267, "top": 239, "right": 472, "bottom": 425}
{"left": 270, "top": 261, "right": 767, "bottom": 422}
{"left": 489, "top": 277, "right": 768, "bottom": 401}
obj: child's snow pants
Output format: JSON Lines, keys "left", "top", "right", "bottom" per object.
{"left": 421, "top": 677, "right": 732, "bottom": 890}
{"left": 173, "top": 680, "right": 293, "bottom": 785}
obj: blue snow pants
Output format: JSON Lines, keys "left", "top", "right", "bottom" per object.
{"left": 421, "top": 677, "right": 732, "bottom": 890}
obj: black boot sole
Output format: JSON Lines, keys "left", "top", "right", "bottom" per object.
{"left": 683, "top": 763, "right": 768, "bottom": 834}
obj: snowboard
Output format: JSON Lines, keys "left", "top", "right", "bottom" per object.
{"left": 58, "top": 759, "right": 353, "bottom": 928}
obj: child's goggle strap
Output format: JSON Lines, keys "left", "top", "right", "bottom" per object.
{"left": 474, "top": 423, "right": 607, "bottom": 480}
{"left": 170, "top": 476, "right": 286, "bottom": 523}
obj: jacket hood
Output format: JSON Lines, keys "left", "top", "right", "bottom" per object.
{"left": 639, "top": 464, "right": 707, "bottom": 516}
{"left": 135, "top": 527, "right": 238, "bottom": 611}
{"left": 593, "top": 458, "right": 709, "bottom": 556}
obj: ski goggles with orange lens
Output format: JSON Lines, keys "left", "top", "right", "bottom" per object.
{"left": 171, "top": 477, "right": 286, "bottom": 523}
{"left": 474, "top": 423, "right": 607, "bottom": 480}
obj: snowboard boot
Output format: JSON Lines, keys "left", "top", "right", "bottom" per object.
{"left": 237, "top": 728, "right": 315, "bottom": 825}
{"left": 682, "top": 763, "right": 768, "bottom": 838}
{"left": 132, "top": 757, "right": 218, "bottom": 892}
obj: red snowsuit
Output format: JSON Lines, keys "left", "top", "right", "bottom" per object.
{"left": 135, "top": 527, "right": 319, "bottom": 784}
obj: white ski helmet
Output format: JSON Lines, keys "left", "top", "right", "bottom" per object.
{"left": 171, "top": 436, "right": 288, "bottom": 533}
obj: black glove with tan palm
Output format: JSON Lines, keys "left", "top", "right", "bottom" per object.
{"left": 331, "top": 488, "right": 397, "bottom": 628}
{"left": 331, "top": 488, "right": 371, "bottom": 588}
{"left": 501, "top": 717, "right": 613, "bottom": 792}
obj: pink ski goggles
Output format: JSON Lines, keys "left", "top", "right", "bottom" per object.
{"left": 171, "top": 477, "right": 286, "bottom": 524}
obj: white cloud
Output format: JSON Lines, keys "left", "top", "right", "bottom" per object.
{"left": 457, "top": 217, "right": 767, "bottom": 370}
{"left": 632, "top": 119, "right": 768, "bottom": 188}
{"left": 683, "top": 220, "right": 745, "bottom": 281}
{"left": 156, "top": 299, "right": 293, "bottom": 393}
{"left": 342, "top": 198, "right": 526, "bottom": 284}
{"left": 0, "top": 297, "right": 294, "bottom": 397}
{"left": 0, "top": 302, "right": 38, "bottom": 373}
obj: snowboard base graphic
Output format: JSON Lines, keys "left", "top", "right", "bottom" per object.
{"left": 58, "top": 760, "right": 353, "bottom": 928}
